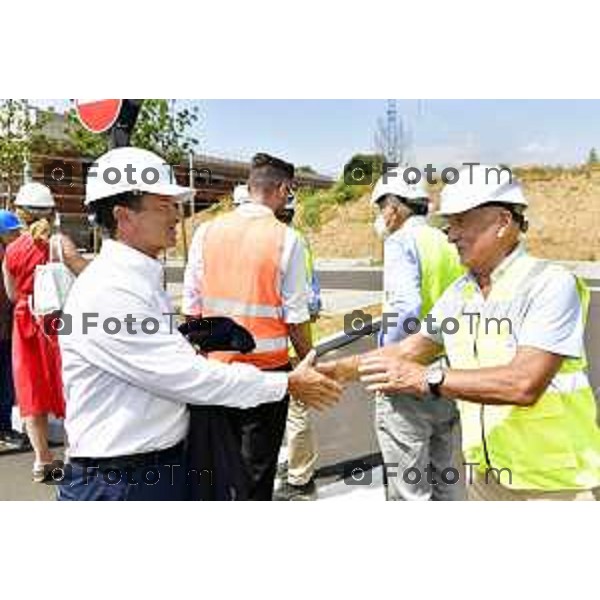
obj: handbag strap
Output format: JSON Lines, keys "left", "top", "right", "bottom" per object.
{"left": 50, "top": 213, "right": 64, "bottom": 264}
{"left": 49, "top": 235, "right": 64, "bottom": 264}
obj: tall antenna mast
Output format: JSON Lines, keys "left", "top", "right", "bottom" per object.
{"left": 374, "top": 99, "right": 409, "bottom": 165}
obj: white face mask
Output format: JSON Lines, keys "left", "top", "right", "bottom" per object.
{"left": 373, "top": 214, "right": 388, "bottom": 239}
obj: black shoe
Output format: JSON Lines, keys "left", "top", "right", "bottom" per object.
{"left": 274, "top": 479, "right": 317, "bottom": 501}
{"left": 0, "top": 430, "right": 32, "bottom": 453}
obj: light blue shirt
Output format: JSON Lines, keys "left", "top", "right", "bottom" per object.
{"left": 379, "top": 216, "right": 426, "bottom": 347}
{"left": 294, "top": 229, "right": 322, "bottom": 318}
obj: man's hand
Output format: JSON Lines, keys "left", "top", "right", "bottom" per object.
{"left": 315, "top": 356, "right": 361, "bottom": 384}
{"left": 358, "top": 355, "right": 428, "bottom": 396}
{"left": 57, "top": 234, "right": 89, "bottom": 275}
{"left": 288, "top": 350, "right": 342, "bottom": 411}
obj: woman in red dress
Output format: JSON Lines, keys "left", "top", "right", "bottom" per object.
{"left": 2, "top": 183, "right": 87, "bottom": 481}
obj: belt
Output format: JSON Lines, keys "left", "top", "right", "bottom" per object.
{"left": 69, "top": 441, "right": 185, "bottom": 471}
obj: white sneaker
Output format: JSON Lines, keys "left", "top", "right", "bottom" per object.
{"left": 32, "top": 463, "right": 49, "bottom": 483}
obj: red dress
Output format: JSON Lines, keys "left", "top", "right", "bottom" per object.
{"left": 4, "top": 234, "right": 65, "bottom": 418}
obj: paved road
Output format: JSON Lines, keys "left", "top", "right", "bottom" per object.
{"left": 3, "top": 258, "right": 600, "bottom": 501}
{"left": 0, "top": 449, "right": 59, "bottom": 501}
{"left": 0, "top": 330, "right": 381, "bottom": 501}
{"left": 0, "top": 447, "right": 384, "bottom": 502}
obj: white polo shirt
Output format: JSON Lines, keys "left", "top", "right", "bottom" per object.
{"left": 59, "top": 240, "right": 288, "bottom": 458}
{"left": 420, "top": 244, "right": 585, "bottom": 360}
{"left": 182, "top": 203, "right": 310, "bottom": 323}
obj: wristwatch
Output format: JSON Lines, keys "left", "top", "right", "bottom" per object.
{"left": 425, "top": 364, "right": 446, "bottom": 397}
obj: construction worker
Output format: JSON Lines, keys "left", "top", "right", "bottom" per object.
{"left": 368, "top": 168, "right": 464, "bottom": 501}
{"left": 274, "top": 192, "right": 322, "bottom": 501}
{"left": 57, "top": 147, "right": 340, "bottom": 501}
{"left": 183, "top": 153, "right": 314, "bottom": 500}
{"left": 320, "top": 164, "right": 600, "bottom": 500}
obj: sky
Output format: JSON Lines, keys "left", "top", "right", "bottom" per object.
{"left": 33, "top": 99, "right": 600, "bottom": 177}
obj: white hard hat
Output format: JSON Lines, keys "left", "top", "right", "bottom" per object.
{"left": 233, "top": 184, "right": 250, "bottom": 206}
{"left": 85, "top": 147, "right": 192, "bottom": 206}
{"left": 371, "top": 167, "right": 429, "bottom": 206}
{"left": 439, "top": 164, "right": 527, "bottom": 216}
{"left": 284, "top": 192, "right": 296, "bottom": 211}
{"left": 14, "top": 182, "right": 55, "bottom": 209}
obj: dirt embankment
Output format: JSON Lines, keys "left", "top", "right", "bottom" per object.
{"left": 304, "top": 168, "right": 600, "bottom": 262}
{"left": 178, "top": 167, "right": 600, "bottom": 262}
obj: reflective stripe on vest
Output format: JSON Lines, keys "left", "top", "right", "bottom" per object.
{"left": 203, "top": 297, "right": 283, "bottom": 319}
{"left": 446, "top": 255, "right": 600, "bottom": 490}
{"left": 219, "top": 336, "right": 289, "bottom": 354}
{"left": 201, "top": 211, "right": 289, "bottom": 369}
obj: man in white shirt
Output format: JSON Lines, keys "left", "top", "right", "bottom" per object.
{"left": 55, "top": 147, "right": 341, "bottom": 501}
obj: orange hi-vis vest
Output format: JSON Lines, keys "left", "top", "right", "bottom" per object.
{"left": 201, "top": 210, "right": 290, "bottom": 369}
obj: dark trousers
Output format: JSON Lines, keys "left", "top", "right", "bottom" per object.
{"left": 188, "top": 363, "right": 291, "bottom": 501}
{"left": 57, "top": 443, "right": 188, "bottom": 501}
{"left": 0, "top": 340, "right": 15, "bottom": 431}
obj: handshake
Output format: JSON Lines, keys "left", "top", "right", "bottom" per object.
{"left": 179, "top": 317, "right": 426, "bottom": 412}
{"left": 288, "top": 350, "right": 429, "bottom": 411}
{"left": 287, "top": 354, "right": 364, "bottom": 412}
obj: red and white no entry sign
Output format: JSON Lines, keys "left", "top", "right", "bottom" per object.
{"left": 75, "top": 99, "right": 123, "bottom": 133}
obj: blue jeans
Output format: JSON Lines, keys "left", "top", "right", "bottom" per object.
{"left": 57, "top": 444, "right": 190, "bottom": 501}
{"left": 0, "top": 340, "right": 15, "bottom": 431}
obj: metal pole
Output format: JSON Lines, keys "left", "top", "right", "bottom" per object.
{"left": 93, "top": 226, "right": 100, "bottom": 256}
{"left": 180, "top": 199, "right": 188, "bottom": 265}
{"left": 189, "top": 149, "right": 196, "bottom": 219}
{"left": 23, "top": 156, "right": 32, "bottom": 184}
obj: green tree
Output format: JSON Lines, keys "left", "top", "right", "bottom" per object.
{"left": 132, "top": 100, "right": 199, "bottom": 164}
{"left": 65, "top": 99, "right": 200, "bottom": 163}
{"left": 64, "top": 108, "right": 109, "bottom": 157}
{"left": 0, "top": 99, "right": 53, "bottom": 207}
{"left": 588, "top": 147, "right": 598, "bottom": 164}
{"left": 345, "top": 153, "right": 386, "bottom": 182}
{"left": 297, "top": 165, "right": 317, "bottom": 175}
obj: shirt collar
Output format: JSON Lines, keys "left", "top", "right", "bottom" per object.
{"left": 490, "top": 242, "right": 527, "bottom": 284}
{"left": 100, "top": 239, "right": 164, "bottom": 289}
{"left": 236, "top": 202, "right": 275, "bottom": 217}
{"left": 387, "top": 215, "right": 427, "bottom": 241}
{"left": 402, "top": 215, "right": 427, "bottom": 230}
{"left": 466, "top": 242, "right": 527, "bottom": 288}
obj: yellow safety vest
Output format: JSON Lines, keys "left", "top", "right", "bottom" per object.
{"left": 444, "top": 254, "right": 600, "bottom": 490}
{"left": 288, "top": 229, "right": 316, "bottom": 359}
{"left": 412, "top": 225, "right": 464, "bottom": 319}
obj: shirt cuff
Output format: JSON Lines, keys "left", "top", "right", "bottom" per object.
{"left": 262, "top": 371, "right": 289, "bottom": 403}
{"left": 418, "top": 328, "right": 442, "bottom": 347}
{"left": 283, "top": 306, "right": 310, "bottom": 324}
{"left": 181, "top": 299, "right": 202, "bottom": 317}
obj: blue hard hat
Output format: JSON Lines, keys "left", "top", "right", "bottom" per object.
{"left": 0, "top": 210, "right": 23, "bottom": 235}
